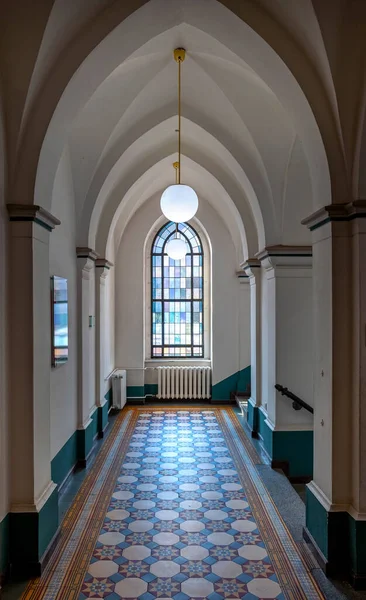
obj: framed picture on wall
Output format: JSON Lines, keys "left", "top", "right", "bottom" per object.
{"left": 51, "top": 276, "right": 69, "bottom": 367}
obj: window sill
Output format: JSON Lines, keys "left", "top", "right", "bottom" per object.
{"left": 145, "top": 358, "right": 211, "bottom": 367}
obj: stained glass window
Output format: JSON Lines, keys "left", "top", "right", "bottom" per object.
{"left": 151, "top": 222, "right": 204, "bottom": 358}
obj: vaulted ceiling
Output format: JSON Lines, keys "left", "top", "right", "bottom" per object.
{"left": 1, "top": 0, "right": 365, "bottom": 262}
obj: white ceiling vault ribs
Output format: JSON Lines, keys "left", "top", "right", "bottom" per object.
{"left": 5, "top": 0, "right": 366, "bottom": 262}
{"left": 43, "top": 0, "right": 327, "bottom": 262}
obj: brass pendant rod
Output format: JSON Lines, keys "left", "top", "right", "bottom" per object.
{"left": 178, "top": 57, "right": 181, "bottom": 184}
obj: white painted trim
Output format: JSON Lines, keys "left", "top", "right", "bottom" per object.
{"left": 78, "top": 417, "right": 93, "bottom": 431}
{"left": 259, "top": 405, "right": 268, "bottom": 417}
{"left": 89, "top": 405, "right": 98, "bottom": 418}
{"left": 268, "top": 423, "right": 313, "bottom": 432}
{"left": 248, "top": 396, "right": 259, "bottom": 408}
{"left": 11, "top": 481, "right": 57, "bottom": 514}
{"left": 306, "top": 481, "right": 349, "bottom": 513}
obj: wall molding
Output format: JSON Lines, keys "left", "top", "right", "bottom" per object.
{"left": 7, "top": 204, "right": 60, "bottom": 231}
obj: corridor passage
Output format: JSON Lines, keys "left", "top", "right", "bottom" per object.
{"left": 22, "top": 409, "right": 323, "bottom": 600}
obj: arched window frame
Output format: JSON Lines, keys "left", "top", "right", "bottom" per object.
{"left": 150, "top": 221, "right": 206, "bottom": 359}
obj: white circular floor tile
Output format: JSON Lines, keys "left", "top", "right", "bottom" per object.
{"left": 226, "top": 499, "right": 249, "bottom": 510}
{"left": 162, "top": 452, "right": 177, "bottom": 458}
{"left": 180, "top": 545, "right": 209, "bottom": 560}
{"left": 197, "top": 463, "right": 215, "bottom": 470}
{"left": 146, "top": 446, "right": 160, "bottom": 452}
{"left": 153, "top": 532, "right": 180, "bottom": 545}
{"left": 157, "top": 491, "right": 178, "bottom": 500}
{"left": 201, "top": 491, "right": 223, "bottom": 499}
{"left": 112, "top": 491, "right": 134, "bottom": 500}
{"left": 181, "top": 578, "right": 214, "bottom": 599}
{"left": 133, "top": 500, "right": 155, "bottom": 509}
{"left": 122, "top": 462, "right": 140, "bottom": 470}
{"left": 160, "top": 463, "right": 178, "bottom": 470}
{"left": 212, "top": 561, "right": 242, "bottom": 578}
{"left": 179, "top": 483, "right": 199, "bottom": 491}
{"left": 204, "top": 509, "right": 228, "bottom": 521}
{"left": 180, "top": 500, "right": 202, "bottom": 510}
{"left": 115, "top": 577, "right": 148, "bottom": 598}
{"left": 98, "top": 532, "right": 125, "bottom": 545}
{"left": 122, "top": 545, "right": 151, "bottom": 560}
{"left": 232, "top": 519, "right": 257, "bottom": 532}
{"left": 155, "top": 510, "right": 179, "bottom": 521}
{"left": 215, "top": 457, "right": 233, "bottom": 464}
{"left": 140, "top": 469, "right": 159, "bottom": 476}
{"left": 180, "top": 520, "right": 205, "bottom": 532}
{"left": 199, "top": 476, "right": 218, "bottom": 483}
{"left": 137, "top": 483, "right": 157, "bottom": 491}
{"left": 126, "top": 452, "right": 143, "bottom": 458}
{"left": 247, "top": 579, "right": 282, "bottom": 599}
{"left": 178, "top": 457, "right": 196, "bottom": 464}
{"left": 221, "top": 483, "right": 242, "bottom": 491}
{"left": 150, "top": 560, "right": 180, "bottom": 578}
{"left": 117, "top": 475, "right": 137, "bottom": 484}
{"left": 179, "top": 469, "right": 197, "bottom": 476}
{"left": 88, "top": 560, "right": 118, "bottom": 578}
{"left": 159, "top": 476, "right": 178, "bottom": 483}
{"left": 106, "top": 509, "right": 129, "bottom": 520}
{"left": 238, "top": 545, "right": 268, "bottom": 560}
{"left": 218, "top": 469, "right": 237, "bottom": 476}
{"left": 128, "top": 520, "right": 153, "bottom": 532}
{"left": 207, "top": 532, "right": 234, "bottom": 546}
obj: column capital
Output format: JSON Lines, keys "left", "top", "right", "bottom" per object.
{"left": 76, "top": 247, "right": 98, "bottom": 260}
{"left": 256, "top": 245, "right": 312, "bottom": 271}
{"left": 302, "top": 200, "right": 366, "bottom": 231}
{"left": 7, "top": 203, "right": 60, "bottom": 231}
{"left": 95, "top": 258, "right": 114, "bottom": 279}
{"left": 236, "top": 270, "right": 249, "bottom": 284}
{"left": 241, "top": 258, "right": 261, "bottom": 279}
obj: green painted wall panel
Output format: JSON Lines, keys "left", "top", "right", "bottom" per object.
{"left": 98, "top": 402, "right": 109, "bottom": 434}
{"left": 145, "top": 383, "right": 158, "bottom": 396}
{"left": 246, "top": 403, "right": 258, "bottom": 433}
{"left": 259, "top": 412, "right": 273, "bottom": 456}
{"left": 91, "top": 409, "right": 98, "bottom": 439}
{"left": 127, "top": 386, "right": 145, "bottom": 398}
{"left": 10, "top": 486, "right": 59, "bottom": 568}
{"left": 272, "top": 430, "right": 313, "bottom": 477}
{"left": 211, "top": 366, "right": 251, "bottom": 401}
{"left": 77, "top": 419, "right": 94, "bottom": 461}
{"left": 0, "top": 513, "right": 9, "bottom": 576}
{"left": 306, "top": 486, "right": 328, "bottom": 558}
{"left": 51, "top": 431, "right": 77, "bottom": 486}
{"left": 38, "top": 486, "right": 59, "bottom": 557}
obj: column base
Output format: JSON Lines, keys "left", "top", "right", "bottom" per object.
{"left": 10, "top": 485, "right": 59, "bottom": 578}
{"left": 305, "top": 483, "right": 366, "bottom": 588}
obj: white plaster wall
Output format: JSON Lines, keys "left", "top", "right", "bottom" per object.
{"left": 239, "top": 280, "right": 251, "bottom": 374}
{"left": 261, "top": 268, "right": 269, "bottom": 412}
{"left": 105, "top": 267, "right": 115, "bottom": 385}
{"left": 115, "top": 194, "right": 250, "bottom": 391}
{"left": 275, "top": 269, "right": 313, "bottom": 426}
{"left": 49, "top": 149, "right": 78, "bottom": 459}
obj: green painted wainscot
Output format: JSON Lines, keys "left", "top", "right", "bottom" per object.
{"left": 211, "top": 366, "right": 251, "bottom": 402}
{"left": 0, "top": 513, "right": 9, "bottom": 582}
{"left": 51, "top": 387, "right": 112, "bottom": 486}
{"left": 305, "top": 486, "right": 366, "bottom": 588}
{"left": 246, "top": 403, "right": 313, "bottom": 479}
{"left": 127, "top": 384, "right": 158, "bottom": 403}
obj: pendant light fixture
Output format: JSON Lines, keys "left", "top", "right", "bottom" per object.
{"left": 165, "top": 222, "right": 188, "bottom": 260}
{"left": 160, "top": 48, "right": 199, "bottom": 223}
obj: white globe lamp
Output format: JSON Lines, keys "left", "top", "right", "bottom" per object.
{"left": 160, "top": 184, "right": 198, "bottom": 223}
{"left": 165, "top": 237, "right": 187, "bottom": 260}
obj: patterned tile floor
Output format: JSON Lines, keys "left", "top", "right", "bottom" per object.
{"left": 78, "top": 409, "right": 322, "bottom": 600}
{"left": 18, "top": 408, "right": 324, "bottom": 600}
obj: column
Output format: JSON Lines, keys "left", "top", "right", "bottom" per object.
{"left": 95, "top": 258, "right": 113, "bottom": 436}
{"left": 257, "top": 246, "right": 313, "bottom": 478}
{"left": 302, "top": 202, "right": 366, "bottom": 585}
{"left": 242, "top": 259, "right": 262, "bottom": 434}
{"left": 7, "top": 204, "right": 60, "bottom": 575}
{"left": 76, "top": 247, "right": 97, "bottom": 465}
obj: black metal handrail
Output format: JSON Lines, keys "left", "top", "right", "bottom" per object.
{"left": 275, "top": 384, "right": 314, "bottom": 414}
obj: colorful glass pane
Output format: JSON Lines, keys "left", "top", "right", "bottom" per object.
{"left": 151, "top": 222, "right": 204, "bottom": 358}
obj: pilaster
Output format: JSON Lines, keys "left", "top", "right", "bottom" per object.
{"left": 7, "top": 204, "right": 60, "bottom": 575}
{"left": 76, "top": 247, "right": 98, "bottom": 464}
{"left": 95, "top": 258, "right": 113, "bottom": 437}
{"left": 302, "top": 202, "right": 366, "bottom": 586}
